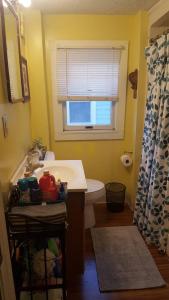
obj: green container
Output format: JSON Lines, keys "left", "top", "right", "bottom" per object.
{"left": 17, "top": 178, "right": 29, "bottom": 191}
{"left": 27, "top": 177, "right": 39, "bottom": 189}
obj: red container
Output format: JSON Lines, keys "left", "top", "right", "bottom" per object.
{"left": 39, "top": 170, "right": 58, "bottom": 201}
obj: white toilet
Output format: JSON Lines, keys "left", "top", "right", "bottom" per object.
{"left": 85, "top": 179, "right": 106, "bottom": 229}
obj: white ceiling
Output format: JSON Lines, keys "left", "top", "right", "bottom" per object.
{"left": 31, "top": 0, "right": 160, "bottom": 15}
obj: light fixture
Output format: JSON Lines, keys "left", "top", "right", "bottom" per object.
{"left": 2, "top": 0, "right": 8, "bottom": 7}
{"left": 18, "top": 0, "right": 31, "bottom": 7}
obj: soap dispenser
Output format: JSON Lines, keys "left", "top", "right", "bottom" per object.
{"left": 59, "top": 183, "right": 65, "bottom": 200}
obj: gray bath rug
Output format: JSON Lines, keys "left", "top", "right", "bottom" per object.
{"left": 91, "top": 226, "right": 165, "bottom": 291}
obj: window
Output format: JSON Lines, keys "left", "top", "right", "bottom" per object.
{"left": 51, "top": 41, "right": 128, "bottom": 140}
{"left": 64, "top": 101, "right": 114, "bottom": 130}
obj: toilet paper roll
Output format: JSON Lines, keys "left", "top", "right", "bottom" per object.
{"left": 120, "top": 154, "right": 132, "bottom": 167}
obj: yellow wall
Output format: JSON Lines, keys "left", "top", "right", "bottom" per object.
{"left": 22, "top": 12, "right": 148, "bottom": 205}
{"left": 0, "top": 9, "right": 31, "bottom": 196}
{"left": 24, "top": 10, "right": 50, "bottom": 149}
{"left": 0, "top": 86, "right": 31, "bottom": 196}
{"left": 42, "top": 14, "right": 148, "bottom": 204}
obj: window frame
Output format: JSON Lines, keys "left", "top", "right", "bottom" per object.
{"left": 51, "top": 40, "right": 128, "bottom": 141}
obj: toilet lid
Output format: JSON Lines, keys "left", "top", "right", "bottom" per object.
{"left": 85, "top": 179, "right": 105, "bottom": 203}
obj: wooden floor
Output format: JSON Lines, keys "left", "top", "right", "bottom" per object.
{"left": 67, "top": 204, "right": 169, "bottom": 300}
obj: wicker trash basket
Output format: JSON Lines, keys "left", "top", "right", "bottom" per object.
{"left": 105, "top": 182, "right": 126, "bottom": 212}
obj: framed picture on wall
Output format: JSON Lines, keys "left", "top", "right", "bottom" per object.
{"left": 21, "top": 56, "right": 30, "bottom": 101}
{"left": 0, "top": 0, "right": 24, "bottom": 102}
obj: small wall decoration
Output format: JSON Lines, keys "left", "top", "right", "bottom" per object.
{"left": 128, "top": 69, "right": 138, "bottom": 99}
{"left": 21, "top": 56, "right": 30, "bottom": 101}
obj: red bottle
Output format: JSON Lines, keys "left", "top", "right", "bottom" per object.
{"left": 39, "top": 170, "right": 58, "bottom": 202}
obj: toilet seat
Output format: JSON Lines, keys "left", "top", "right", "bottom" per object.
{"left": 85, "top": 179, "right": 105, "bottom": 229}
{"left": 85, "top": 179, "right": 105, "bottom": 203}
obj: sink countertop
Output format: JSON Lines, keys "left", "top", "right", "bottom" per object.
{"left": 11, "top": 159, "right": 87, "bottom": 192}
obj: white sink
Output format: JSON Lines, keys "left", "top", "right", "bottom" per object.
{"left": 11, "top": 159, "right": 87, "bottom": 192}
{"left": 35, "top": 165, "right": 75, "bottom": 182}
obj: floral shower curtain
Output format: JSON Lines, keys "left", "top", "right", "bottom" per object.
{"left": 134, "top": 33, "right": 169, "bottom": 252}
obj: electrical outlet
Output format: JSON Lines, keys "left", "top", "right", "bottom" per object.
{"left": 2, "top": 115, "right": 8, "bottom": 138}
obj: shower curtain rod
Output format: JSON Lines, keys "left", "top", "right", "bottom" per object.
{"left": 149, "top": 28, "right": 169, "bottom": 44}
{"left": 149, "top": 28, "right": 169, "bottom": 45}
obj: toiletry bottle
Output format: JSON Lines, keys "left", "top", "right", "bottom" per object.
{"left": 24, "top": 175, "right": 42, "bottom": 203}
{"left": 17, "top": 179, "right": 30, "bottom": 204}
{"left": 28, "top": 177, "right": 42, "bottom": 203}
{"left": 27, "top": 177, "right": 39, "bottom": 189}
{"left": 59, "top": 183, "right": 65, "bottom": 200}
{"left": 39, "top": 170, "right": 58, "bottom": 202}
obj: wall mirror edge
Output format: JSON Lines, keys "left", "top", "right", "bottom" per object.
{"left": 0, "top": 0, "right": 24, "bottom": 103}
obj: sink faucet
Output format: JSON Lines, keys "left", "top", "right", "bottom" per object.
{"left": 26, "top": 152, "right": 44, "bottom": 175}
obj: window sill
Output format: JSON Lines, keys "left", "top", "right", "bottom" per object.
{"left": 55, "top": 130, "right": 124, "bottom": 141}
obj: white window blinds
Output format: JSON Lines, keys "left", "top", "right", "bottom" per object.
{"left": 55, "top": 48, "right": 121, "bottom": 102}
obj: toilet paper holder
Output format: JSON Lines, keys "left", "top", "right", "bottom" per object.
{"left": 120, "top": 153, "right": 133, "bottom": 168}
